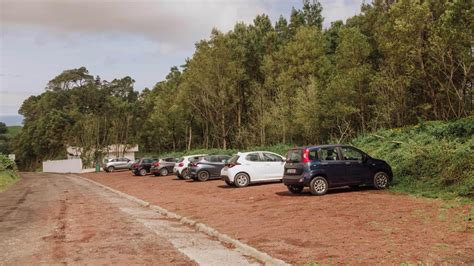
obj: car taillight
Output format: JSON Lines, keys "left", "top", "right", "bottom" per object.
{"left": 226, "top": 162, "right": 240, "bottom": 168}
{"left": 178, "top": 162, "right": 184, "bottom": 167}
{"left": 302, "top": 149, "right": 310, "bottom": 163}
{"left": 153, "top": 162, "right": 160, "bottom": 167}
{"left": 190, "top": 162, "right": 199, "bottom": 167}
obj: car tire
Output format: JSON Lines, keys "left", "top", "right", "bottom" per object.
{"left": 373, "top": 172, "right": 389, "bottom": 189}
{"left": 224, "top": 180, "right": 234, "bottom": 186}
{"left": 287, "top": 185, "right": 304, "bottom": 194}
{"left": 107, "top": 166, "right": 114, "bottom": 172}
{"left": 309, "top": 176, "right": 329, "bottom": 196}
{"left": 139, "top": 168, "right": 147, "bottom": 176}
{"left": 182, "top": 168, "right": 191, "bottom": 180}
{"left": 234, "top": 173, "right": 250, "bottom": 188}
{"left": 197, "top": 171, "right": 210, "bottom": 182}
{"left": 160, "top": 168, "right": 169, "bottom": 176}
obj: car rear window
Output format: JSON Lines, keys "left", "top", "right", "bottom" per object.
{"left": 228, "top": 155, "right": 240, "bottom": 164}
{"left": 287, "top": 149, "right": 303, "bottom": 163}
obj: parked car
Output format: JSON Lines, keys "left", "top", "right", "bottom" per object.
{"left": 127, "top": 159, "right": 139, "bottom": 170}
{"left": 131, "top": 158, "right": 158, "bottom": 176}
{"left": 102, "top": 157, "right": 131, "bottom": 172}
{"left": 189, "top": 155, "right": 232, "bottom": 181}
{"left": 220, "top": 151, "right": 285, "bottom": 187}
{"left": 173, "top": 154, "right": 207, "bottom": 179}
{"left": 150, "top": 157, "right": 178, "bottom": 176}
{"left": 282, "top": 144, "right": 393, "bottom": 195}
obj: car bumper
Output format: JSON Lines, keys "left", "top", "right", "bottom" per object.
{"left": 220, "top": 168, "right": 234, "bottom": 182}
{"left": 283, "top": 175, "right": 305, "bottom": 186}
{"left": 222, "top": 175, "right": 232, "bottom": 183}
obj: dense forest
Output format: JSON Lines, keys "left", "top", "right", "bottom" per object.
{"left": 11, "top": 0, "right": 473, "bottom": 170}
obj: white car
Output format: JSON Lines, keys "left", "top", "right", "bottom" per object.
{"left": 220, "top": 151, "right": 286, "bottom": 187}
{"left": 173, "top": 154, "right": 207, "bottom": 179}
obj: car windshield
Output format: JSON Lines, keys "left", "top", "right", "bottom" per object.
{"left": 287, "top": 149, "right": 303, "bottom": 163}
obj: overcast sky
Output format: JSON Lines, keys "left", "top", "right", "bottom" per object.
{"left": 0, "top": 0, "right": 365, "bottom": 124}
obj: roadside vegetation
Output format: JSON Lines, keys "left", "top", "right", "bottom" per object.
{"left": 353, "top": 116, "right": 473, "bottom": 200}
{"left": 0, "top": 154, "right": 20, "bottom": 192}
{"left": 0, "top": 122, "right": 20, "bottom": 155}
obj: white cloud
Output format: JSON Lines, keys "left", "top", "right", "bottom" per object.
{"left": 1, "top": 0, "right": 270, "bottom": 49}
{"left": 320, "top": 0, "right": 365, "bottom": 27}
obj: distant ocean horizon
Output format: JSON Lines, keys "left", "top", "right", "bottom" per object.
{"left": 0, "top": 115, "right": 24, "bottom": 126}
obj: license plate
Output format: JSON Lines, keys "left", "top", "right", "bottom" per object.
{"left": 287, "top": 169, "right": 296, "bottom": 174}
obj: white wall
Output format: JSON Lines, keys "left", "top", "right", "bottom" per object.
{"left": 43, "top": 158, "right": 83, "bottom": 173}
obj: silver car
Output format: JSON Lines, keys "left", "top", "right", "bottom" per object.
{"left": 103, "top": 157, "right": 131, "bottom": 172}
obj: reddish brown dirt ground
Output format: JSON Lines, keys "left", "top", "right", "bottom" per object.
{"left": 82, "top": 171, "right": 474, "bottom": 264}
{"left": 0, "top": 172, "right": 194, "bottom": 265}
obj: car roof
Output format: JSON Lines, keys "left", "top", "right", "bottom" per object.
{"left": 289, "top": 144, "right": 355, "bottom": 150}
{"left": 236, "top": 151, "right": 282, "bottom": 156}
{"left": 183, "top": 154, "right": 207, "bottom": 158}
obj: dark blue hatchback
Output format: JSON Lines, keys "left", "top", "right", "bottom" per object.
{"left": 282, "top": 144, "right": 393, "bottom": 195}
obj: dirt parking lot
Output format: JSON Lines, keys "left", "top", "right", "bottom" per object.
{"left": 82, "top": 171, "right": 474, "bottom": 264}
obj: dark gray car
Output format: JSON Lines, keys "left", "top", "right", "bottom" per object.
{"left": 150, "top": 157, "right": 178, "bottom": 176}
{"left": 189, "top": 155, "right": 231, "bottom": 181}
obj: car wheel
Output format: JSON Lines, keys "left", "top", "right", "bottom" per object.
{"left": 309, "top": 176, "right": 328, "bottom": 196}
{"left": 234, "top": 173, "right": 250, "bottom": 188}
{"left": 197, "top": 171, "right": 210, "bottom": 182}
{"left": 139, "top": 168, "right": 147, "bottom": 176}
{"left": 160, "top": 168, "right": 169, "bottom": 176}
{"left": 287, "top": 185, "right": 304, "bottom": 194}
{"left": 373, "top": 172, "right": 389, "bottom": 189}
{"left": 107, "top": 166, "right": 114, "bottom": 172}
{"left": 224, "top": 179, "right": 234, "bottom": 186}
{"left": 182, "top": 168, "right": 191, "bottom": 180}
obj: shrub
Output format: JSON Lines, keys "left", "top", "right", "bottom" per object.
{"left": 352, "top": 117, "right": 474, "bottom": 200}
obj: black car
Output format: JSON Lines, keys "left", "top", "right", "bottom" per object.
{"left": 131, "top": 158, "right": 158, "bottom": 176}
{"left": 189, "top": 155, "right": 231, "bottom": 181}
{"left": 283, "top": 145, "right": 393, "bottom": 195}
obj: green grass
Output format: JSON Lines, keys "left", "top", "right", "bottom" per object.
{"left": 0, "top": 170, "right": 19, "bottom": 192}
{"left": 6, "top": 125, "right": 22, "bottom": 138}
{"left": 352, "top": 116, "right": 473, "bottom": 201}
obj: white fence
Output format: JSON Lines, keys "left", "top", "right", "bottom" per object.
{"left": 43, "top": 158, "right": 83, "bottom": 173}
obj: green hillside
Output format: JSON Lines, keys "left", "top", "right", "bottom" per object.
{"left": 352, "top": 117, "right": 473, "bottom": 200}
{"left": 6, "top": 126, "right": 22, "bottom": 138}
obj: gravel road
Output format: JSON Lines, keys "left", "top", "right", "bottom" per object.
{"left": 0, "top": 172, "right": 259, "bottom": 265}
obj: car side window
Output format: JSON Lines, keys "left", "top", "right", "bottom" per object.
{"left": 308, "top": 150, "right": 318, "bottom": 161}
{"left": 262, "top": 153, "right": 283, "bottom": 162}
{"left": 341, "top": 147, "right": 364, "bottom": 161}
{"left": 246, "top": 153, "right": 260, "bottom": 162}
{"left": 319, "top": 148, "right": 340, "bottom": 161}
